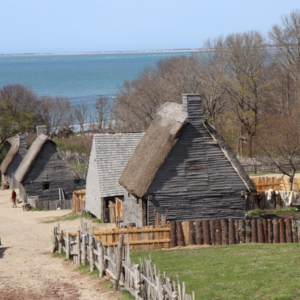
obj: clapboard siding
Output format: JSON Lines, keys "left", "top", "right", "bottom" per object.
{"left": 85, "top": 133, "right": 144, "bottom": 221}
{"left": 85, "top": 138, "right": 102, "bottom": 218}
{"left": 124, "top": 94, "right": 247, "bottom": 226}
{"left": 22, "top": 142, "right": 85, "bottom": 205}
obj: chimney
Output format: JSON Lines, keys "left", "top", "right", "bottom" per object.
{"left": 36, "top": 125, "right": 47, "bottom": 137}
{"left": 180, "top": 94, "right": 205, "bottom": 125}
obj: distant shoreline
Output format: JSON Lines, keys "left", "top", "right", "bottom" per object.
{"left": 0, "top": 49, "right": 203, "bottom": 57}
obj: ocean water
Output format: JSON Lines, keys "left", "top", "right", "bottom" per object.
{"left": 0, "top": 52, "right": 193, "bottom": 108}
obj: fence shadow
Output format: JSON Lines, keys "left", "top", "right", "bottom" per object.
{"left": 0, "top": 247, "right": 10, "bottom": 259}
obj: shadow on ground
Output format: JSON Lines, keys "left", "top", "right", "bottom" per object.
{"left": 0, "top": 247, "right": 10, "bottom": 259}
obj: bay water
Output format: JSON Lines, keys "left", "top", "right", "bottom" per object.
{"left": 0, "top": 51, "right": 193, "bottom": 109}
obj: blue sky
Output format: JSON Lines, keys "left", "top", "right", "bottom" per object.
{"left": 1, "top": 0, "right": 299, "bottom": 54}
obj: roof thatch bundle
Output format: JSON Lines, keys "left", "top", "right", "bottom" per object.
{"left": 0, "top": 135, "right": 21, "bottom": 174}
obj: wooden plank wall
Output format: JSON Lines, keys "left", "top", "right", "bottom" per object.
{"left": 251, "top": 176, "right": 300, "bottom": 193}
{"left": 251, "top": 177, "right": 281, "bottom": 193}
{"left": 70, "top": 225, "right": 170, "bottom": 250}
{"left": 72, "top": 189, "right": 86, "bottom": 214}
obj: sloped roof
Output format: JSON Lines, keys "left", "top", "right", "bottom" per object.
{"left": 119, "top": 101, "right": 256, "bottom": 198}
{"left": 91, "top": 133, "right": 144, "bottom": 198}
{"left": 15, "top": 133, "right": 79, "bottom": 183}
{"left": 1, "top": 135, "right": 20, "bottom": 174}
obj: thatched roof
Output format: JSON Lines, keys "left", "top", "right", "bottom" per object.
{"left": 0, "top": 135, "right": 20, "bottom": 174}
{"left": 119, "top": 100, "right": 256, "bottom": 197}
{"left": 118, "top": 102, "right": 187, "bottom": 197}
{"left": 15, "top": 133, "right": 79, "bottom": 183}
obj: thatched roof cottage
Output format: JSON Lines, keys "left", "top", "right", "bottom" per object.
{"left": 119, "top": 94, "right": 256, "bottom": 226}
{"left": 15, "top": 133, "right": 85, "bottom": 209}
{"left": 85, "top": 133, "right": 144, "bottom": 222}
{"left": 0, "top": 135, "right": 27, "bottom": 189}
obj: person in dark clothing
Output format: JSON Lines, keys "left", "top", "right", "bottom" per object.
{"left": 11, "top": 189, "right": 17, "bottom": 208}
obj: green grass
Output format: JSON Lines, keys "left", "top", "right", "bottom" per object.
{"left": 30, "top": 207, "right": 41, "bottom": 211}
{"left": 70, "top": 162, "right": 87, "bottom": 174}
{"left": 248, "top": 207, "right": 298, "bottom": 216}
{"left": 42, "top": 211, "right": 102, "bottom": 224}
{"left": 130, "top": 244, "right": 300, "bottom": 300}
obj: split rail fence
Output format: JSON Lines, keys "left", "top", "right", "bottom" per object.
{"left": 51, "top": 223, "right": 194, "bottom": 300}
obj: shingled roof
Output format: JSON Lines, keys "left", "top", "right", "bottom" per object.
{"left": 119, "top": 98, "right": 256, "bottom": 198}
{"left": 15, "top": 133, "right": 79, "bottom": 183}
{"left": 91, "top": 133, "right": 145, "bottom": 198}
{"left": 1, "top": 135, "right": 22, "bottom": 174}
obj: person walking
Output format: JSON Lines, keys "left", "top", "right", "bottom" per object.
{"left": 11, "top": 189, "right": 17, "bottom": 208}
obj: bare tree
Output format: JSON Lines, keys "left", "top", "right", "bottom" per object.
{"left": 222, "top": 30, "right": 271, "bottom": 157}
{"left": 254, "top": 110, "right": 300, "bottom": 190}
{"left": 37, "top": 95, "right": 73, "bottom": 136}
{"left": 74, "top": 101, "right": 88, "bottom": 136}
{"left": 269, "top": 10, "right": 300, "bottom": 116}
{"left": 93, "top": 96, "right": 110, "bottom": 132}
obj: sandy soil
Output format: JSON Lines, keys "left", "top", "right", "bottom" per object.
{"left": 0, "top": 189, "right": 124, "bottom": 300}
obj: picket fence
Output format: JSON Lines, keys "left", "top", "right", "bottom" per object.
{"left": 51, "top": 223, "right": 194, "bottom": 300}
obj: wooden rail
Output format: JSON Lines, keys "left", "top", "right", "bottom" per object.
{"left": 51, "top": 223, "right": 194, "bottom": 300}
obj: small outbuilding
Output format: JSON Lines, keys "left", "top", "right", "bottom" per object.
{"left": 119, "top": 94, "right": 256, "bottom": 226}
{"left": 85, "top": 133, "right": 144, "bottom": 222}
{"left": 15, "top": 133, "right": 85, "bottom": 209}
{"left": 0, "top": 135, "right": 27, "bottom": 189}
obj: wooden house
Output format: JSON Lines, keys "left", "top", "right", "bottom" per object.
{"left": 15, "top": 133, "right": 85, "bottom": 209}
{"left": 119, "top": 94, "right": 256, "bottom": 227}
{"left": 0, "top": 135, "right": 27, "bottom": 189}
{"left": 85, "top": 133, "right": 144, "bottom": 222}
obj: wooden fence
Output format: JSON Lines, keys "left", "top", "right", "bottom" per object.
{"left": 51, "top": 224, "right": 194, "bottom": 300}
{"left": 72, "top": 189, "right": 86, "bottom": 214}
{"left": 251, "top": 176, "right": 300, "bottom": 193}
{"left": 109, "top": 198, "right": 124, "bottom": 224}
{"left": 168, "top": 219, "right": 300, "bottom": 247}
{"left": 70, "top": 224, "right": 170, "bottom": 250}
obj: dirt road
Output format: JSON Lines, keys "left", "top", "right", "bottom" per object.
{"left": 0, "top": 189, "right": 123, "bottom": 300}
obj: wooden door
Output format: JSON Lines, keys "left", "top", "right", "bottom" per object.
{"left": 142, "top": 199, "right": 147, "bottom": 226}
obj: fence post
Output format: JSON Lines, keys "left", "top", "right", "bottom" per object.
{"left": 114, "top": 234, "right": 124, "bottom": 291}
{"left": 156, "top": 274, "right": 164, "bottom": 300}
{"left": 77, "top": 230, "right": 81, "bottom": 265}
{"left": 89, "top": 236, "right": 94, "bottom": 272}
{"left": 134, "top": 264, "right": 142, "bottom": 299}
{"left": 66, "top": 233, "right": 70, "bottom": 260}
{"left": 82, "top": 235, "right": 86, "bottom": 266}
{"left": 51, "top": 227, "right": 57, "bottom": 254}
{"left": 97, "top": 240, "right": 104, "bottom": 278}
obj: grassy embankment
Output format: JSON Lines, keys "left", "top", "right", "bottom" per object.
{"left": 130, "top": 244, "right": 300, "bottom": 299}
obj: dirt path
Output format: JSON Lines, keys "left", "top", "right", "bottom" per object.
{"left": 0, "top": 189, "right": 124, "bottom": 300}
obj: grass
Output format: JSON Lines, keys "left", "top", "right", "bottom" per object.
{"left": 130, "top": 243, "right": 300, "bottom": 300}
{"left": 248, "top": 170, "right": 300, "bottom": 177}
{"left": 248, "top": 207, "right": 298, "bottom": 216}
{"left": 70, "top": 162, "right": 87, "bottom": 174}
{"left": 42, "top": 212, "right": 102, "bottom": 224}
{"left": 30, "top": 207, "right": 41, "bottom": 211}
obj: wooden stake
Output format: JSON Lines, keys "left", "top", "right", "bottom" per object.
{"left": 77, "top": 230, "right": 81, "bottom": 265}
{"left": 114, "top": 234, "right": 124, "bottom": 291}
{"left": 66, "top": 233, "right": 70, "bottom": 260}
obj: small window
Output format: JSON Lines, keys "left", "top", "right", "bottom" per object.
{"left": 43, "top": 183, "right": 50, "bottom": 190}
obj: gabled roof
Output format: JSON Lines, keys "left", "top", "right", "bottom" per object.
{"left": 91, "top": 133, "right": 144, "bottom": 198}
{"left": 1, "top": 135, "right": 22, "bottom": 174}
{"left": 119, "top": 99, "right": 256, "bottom": 198}
{"left": 15, "top": 133, "right": 79, "bottom": 183}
